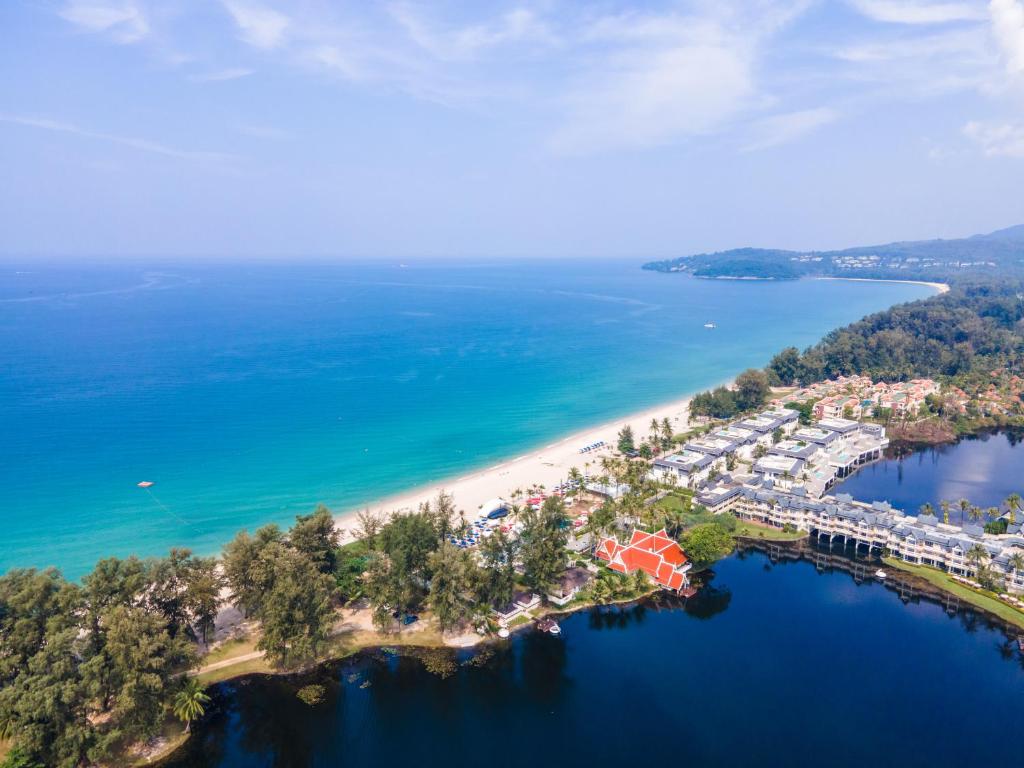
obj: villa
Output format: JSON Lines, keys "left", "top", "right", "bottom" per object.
{"left": 752, "top": 454, "right": 805, "bottom": 489}
{"left": 651, "top": 450, "right": 717, "bottom": 485}
{"left": 547, "top": 567, "right": 594, "bottom": 606}
{"left": 596, "top": 529, "right": 692, "bottom": 592}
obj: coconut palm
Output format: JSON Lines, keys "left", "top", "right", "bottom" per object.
{"left": 567, "top": 467, "right": 583, "bottom": 493}
{"left": 173, "top": 679, "right": 211, "bottom": 734}
{"left": 987, "top": 506, "right": 1001, "bottom": 523}
{"left": 919, "top": 502, "right": 934, "bottom": 518}
{"left": 1005, "top": 493, "right": 1022, "bottom": 525}
{"left": 966, "top": 543, "right": 989, "bottom": 576}
{"left": 968, "top": 505, "right": 983, "bottom": 524}
{"left": 661, "top": 417, "right": 674, "bottom": 449}
{"left": 958, "top": 498, "right": 971, "bottom": 526}
{"left": 939, "top": 499, "right": 951, "bottom": 525}
{"left": 1009, "top": 553, "right": 1024, "bottom": 585}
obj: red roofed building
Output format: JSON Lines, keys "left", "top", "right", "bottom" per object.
{"left": 595, "top": 529, "right": 692, "bottom": 593}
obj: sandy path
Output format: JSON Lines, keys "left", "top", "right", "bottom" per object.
{"left": 332, "top": 392, "right": 699, "bottom": 539}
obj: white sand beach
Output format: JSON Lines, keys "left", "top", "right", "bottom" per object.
{"left": 814, "top": 276, "right": 950, "bottom": 294}
{"left": 333, "top": 391, "right": 701, "bottom": 539}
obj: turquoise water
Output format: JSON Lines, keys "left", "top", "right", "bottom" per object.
{"left": 0, "top": 261, "right": 931, "bottom": 579}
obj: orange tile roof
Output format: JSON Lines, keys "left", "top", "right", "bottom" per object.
{"left": 596, "top": 529, "right": 690, "bottom": 592}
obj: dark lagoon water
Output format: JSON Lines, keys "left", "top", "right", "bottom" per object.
{"left": 168, "top": 546, "right": 1024, "bottom": 768}
{"left": 837, "top": 430, "right": 1024, "bottom": 516}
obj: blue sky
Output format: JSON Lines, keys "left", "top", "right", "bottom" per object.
{"left": 1, "top": 0, "right": 1023, "bottom": 258}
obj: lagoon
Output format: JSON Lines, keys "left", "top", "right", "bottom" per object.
{"left": 166, "top": 546, "right": 1024, "bottom": 768}
{"left": 0, "top": 262, "right": 931, "bottom": 578}
{"left": 837, "top": 430, "right": 1024, "bottom": 516}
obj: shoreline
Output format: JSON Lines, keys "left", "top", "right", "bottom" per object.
{"left": 331, "top": 386, "right": 723, "bottom": 538}
{"left": 812, "top": 276, "right": 950, "bottom": 294}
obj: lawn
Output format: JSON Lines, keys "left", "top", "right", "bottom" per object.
{"left": 200, "top": 636, "right": 260, "bottom": 666}
{"left": 733, "top": 519, "right": 807, "bottom": 542}
{"left": 196, "top": 655, "right": 273, "bottom": 685}
{"left": 883, "top": 557, "right": 1024, "bottom": 630}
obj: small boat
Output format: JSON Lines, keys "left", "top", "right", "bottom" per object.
{"left": 875, "top": 569, "right": 887, "bottom": 579}
{"left": 137, "top": 481, "right": 154, "bottom": 488}
{"left": 537, "top": 618, "right": 561, "bottom": 635}
{"left": 703, "top": 321, "right": 716, "bottom": 329}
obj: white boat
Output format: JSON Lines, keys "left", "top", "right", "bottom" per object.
{"left": 704, "top": 321, "right": 716, "bottom": 329}
{"left": 497, "top": 628, "right": 510, "bottom": 638}
{"left": 875, "top": 569, "right": 887, "bottom": 579}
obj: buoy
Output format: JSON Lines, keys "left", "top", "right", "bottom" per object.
{"left": 137, "top": 481, "right": 154, "bottom": 488}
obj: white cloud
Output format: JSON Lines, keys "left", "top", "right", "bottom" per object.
{"left": 550, "top": 42, "right": 754, "bottom": 154}
{"left": 743, "top": 107, "right": 839, "bottom": 151}
{"left": 548, "top": 4, "right": 814, "bottom": 155}
{"left": 964, "top": 119, "right": 1024, "bottom": 155}
{"left": 849, "top": 0, "right": 988, "bottom": 24}
{"left": 59, "top": 1, "right": 149, "bottom": 43}
{"left": 990, "top": 0, "right": 1024, "bottom": 73}
{"left": 390, "top": 4, "right": 558, "bottom": 60}
{"left": 221, "top": 1, "right": 290, "bottom": 49}
{"left": 0, "top": 114, "right": 233, "bottom": 162}
{"left": 189, "top": 67, "right": 255, "bottom": 82}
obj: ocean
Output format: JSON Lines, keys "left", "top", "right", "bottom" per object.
{"left": 0, "top": 260, "right": 931, "bottom": 579}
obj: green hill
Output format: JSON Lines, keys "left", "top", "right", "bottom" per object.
{"left": 643, "top": 225, "right": 1024, "bottom": 282}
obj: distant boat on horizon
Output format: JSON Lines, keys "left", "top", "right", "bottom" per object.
{"left": 704, "top": 321, "right": 717, "bottom": 329}
{"left": 137, "top": 480, "right": 154, "bottom": 488}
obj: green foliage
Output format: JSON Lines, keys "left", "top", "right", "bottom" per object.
{"left": 681, "top": 524, "right": 735, "bottom": 566}
{"left": 296, "top": 684, "right": 326, "bottom": 706}
{"left": 0, "top": 746, "right": 44, "bottom": 768}
{"left": 222, "top": 525, "right": 284, "bottom": 617}
{"left": 290, "top": 505, "right": 341, "bottom": 575}
{"left": 172, "top": 679, "right": 211, "bottom": 732}
{"left": 333, "top": 540, "right": 372, "bottom": 603}
{"left": 785, "top": 400, "right": 814, "bottom": 425}
{"left": 256, "top": 548, "right": 336, "bottom": 667}
{"left": 427, "top": 542, "right": 477, "bottom": 632}
{"left": 792, "top": 282, "right": 1024, "bottom": 382}
{"left": 477, "top": 529, "right": 518, "bottom": 609}
{"left": 100, "top": 604, "right": 194, "bottom": 743}
{"left": 617, "top": 425, "right": 635, "bottom": 453}
{"left": 519, "top": 497, "right": 569, "bottom": 594}
{"left": 768, "top": 347, "right": 802, "bottom": 386}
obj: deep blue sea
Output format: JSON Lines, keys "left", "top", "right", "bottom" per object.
{"left": 0, "top": 261, "right": 931, "bottom": 579}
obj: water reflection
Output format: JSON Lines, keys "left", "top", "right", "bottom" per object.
{"left": 839, "top": 429, "right": 1024, "bottom": 513}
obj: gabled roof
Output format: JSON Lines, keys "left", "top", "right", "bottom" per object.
{"left": 595, "top": 529, "right": 690, "bottom": 592}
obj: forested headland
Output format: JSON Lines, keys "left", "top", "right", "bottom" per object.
{"left": 690, "top": 280, "right": 1024, "bottom": 422}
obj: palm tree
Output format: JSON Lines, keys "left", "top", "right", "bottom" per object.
{"left": 966, "top": 543, "right": 988, "bottom": 577}
{"left": 958, "top": 498, "right": 971, "bottom": 526}
{"left": 968, "top": 505, "right": 983, "bottom": 525}
{"left": 567, "top": 467, "right": 583, "bottom": 493}
{"left": 173, "top": 679, "right": 211, "bottom": 734}
{"left": 661, "top": 417, "right": 674, "bottom": 449}
{"left": 1005, "top": 493, "right": 1022, "bottom": 525}
{"left": 939, "top": 499, "right": 951, "bottom": 525}
{"left": 987, "top": 506, "right": 1000, "bottom": 523}
{"left": 919, "top": 502, "right": 934, "bottom": 518}
{"left": 1009, "top": 553, "right": 1024, "bottom": 585}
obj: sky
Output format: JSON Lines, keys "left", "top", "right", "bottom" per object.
{"left": 1, "top": 0, "right": 1023, "bottom": 259}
